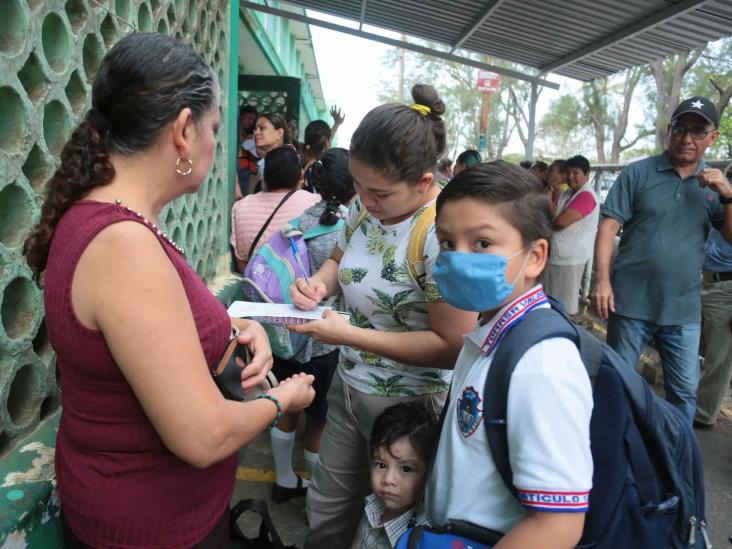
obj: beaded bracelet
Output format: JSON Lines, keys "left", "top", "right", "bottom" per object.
{"left": 256, "top": 394, "right": 282, "bottom": 429}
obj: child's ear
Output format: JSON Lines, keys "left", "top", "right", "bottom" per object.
{"left": 525, "top": 239, "right": 548, "bottom": 279}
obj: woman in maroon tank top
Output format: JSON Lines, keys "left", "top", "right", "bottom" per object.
{"left": 22, "top": 33, "right": 315, "bottom": 549}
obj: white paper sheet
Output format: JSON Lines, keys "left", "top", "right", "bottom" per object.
{"left": 227, "top": 301, "right": 349, "bottom": 325}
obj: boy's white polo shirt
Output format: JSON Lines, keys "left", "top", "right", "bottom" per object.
{"left": 426, "top": 285, "right": 593, "bottom": 535}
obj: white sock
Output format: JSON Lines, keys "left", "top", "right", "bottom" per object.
{"left": 270, "top": 427, "right": 309, "bottom": 489}
{"left": 304, "top": 449, "right": 318, "bottom": 479}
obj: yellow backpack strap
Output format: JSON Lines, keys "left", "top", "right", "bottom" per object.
{"left": 407, "top": 202, "right": 437, "bottom": 291}
{"left": 346, "top": 205, "right": 370, "bottom": 246}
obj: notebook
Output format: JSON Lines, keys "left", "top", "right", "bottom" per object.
{"left": 227, "top": 301, "right": 350, "bottom": 326}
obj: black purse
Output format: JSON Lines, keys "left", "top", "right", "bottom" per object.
{"left": 212, "top": 327, "right": 277, "bottom": 401}
{"left": 229, "top": 499, "right": 297, "bottom": 548}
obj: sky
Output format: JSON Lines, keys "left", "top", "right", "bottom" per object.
{"left": 307, "top": 10, "right": 598, "bottom": 155}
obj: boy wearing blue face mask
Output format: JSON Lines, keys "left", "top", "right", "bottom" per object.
{"left": 425, "top": 162, "right": 593, "bottom": 548}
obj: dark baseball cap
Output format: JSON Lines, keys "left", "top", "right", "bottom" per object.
{"left": 671, "top": 96, "right": 719, "bottom": 128}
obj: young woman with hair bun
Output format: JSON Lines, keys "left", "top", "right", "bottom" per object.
{"left": 23, "top": 32, "right": 314, "bottom": 548}
{"left": 289, "top": 84, "right": 477, "bottom": 547}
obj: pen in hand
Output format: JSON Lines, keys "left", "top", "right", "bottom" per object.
{"left": 289, "top": 237, "right": 311, "bottom": 288}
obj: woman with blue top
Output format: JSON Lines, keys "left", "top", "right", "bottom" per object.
{"left": 288, "top": 84, "right": 477, "bottom": 548}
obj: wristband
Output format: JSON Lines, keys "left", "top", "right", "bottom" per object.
{"left": 719, "top": 195, "right": 732, "bottom": 205}
{"left": 256, "top": 394, "right": 282, "bottom": 428}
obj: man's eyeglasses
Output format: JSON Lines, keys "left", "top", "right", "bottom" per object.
{"left": 670, "top": 124, "right": 715, "bottom": 140}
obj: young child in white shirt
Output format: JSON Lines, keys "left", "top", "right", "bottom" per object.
{"left": 426, "top": 161, "right": 594, "bottom": 548}
{"left": 352, "top": 402, "right": 437, "bottom": 549}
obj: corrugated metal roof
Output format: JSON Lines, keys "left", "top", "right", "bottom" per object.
{"left": 280, "top": 0, "right": 732, "bottom": 81}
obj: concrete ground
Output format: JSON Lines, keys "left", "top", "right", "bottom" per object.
{"left": 231, "top": 314, "right": 732, "bottom": 547}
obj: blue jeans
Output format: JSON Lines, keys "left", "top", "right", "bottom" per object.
{"left": 607, "top": 314, "right": 701, "bottom": 422}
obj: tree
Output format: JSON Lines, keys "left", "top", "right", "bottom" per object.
{"left": 537, "top": 94, "right": 590, "bottom": 158}
{"left": 649, "top": 47, "right": 705, "bottom": 151}
{"left": 610, "top": 67, "right": 653, "bottom": 162}
{"left": 686, "top": 37, "right": 732, "bottom": 158}
{"left": 538, "top": 68, "right": 649, "bottom": 163}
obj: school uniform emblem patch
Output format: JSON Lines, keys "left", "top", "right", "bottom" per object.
{"left": 457, "top": 386, "right": 483, "bottom": 437}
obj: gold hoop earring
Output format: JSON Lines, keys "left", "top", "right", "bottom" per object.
{"left": 176, "top": 157, "right": 193, "bottom": 176}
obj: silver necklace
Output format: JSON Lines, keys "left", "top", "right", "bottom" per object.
{"left": 114, "top": 198, "right": 185, "bottom": 255}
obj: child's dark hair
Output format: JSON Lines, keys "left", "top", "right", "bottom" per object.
{"left": 311, "top": 148, "right": 355, "bottom": 225}
{"left": 370, "top": 402, "right": 438, "bottom": 462}
{"left": 240, "top": 105, "right": 257, "bottom": 118}
{"left": 530, "top": 160, "right": 548, "bottom": 173}
{"left": 258, "top": 113, "right": 291, "bottom": 145}
{"left": 350, "top": 83, "right": 446, "bottom": 184}
{"left": 264, "top": 146, "right": 301, "bottom": 191}
{"left": 437, "top": 161, "right": 553, "bottom": 247}
{"left": 304, "top": 120, "right": 332, "bottom": 158}
{"left": 456, "top": 149, "right": 482, "bottom": 170}
{"left": 566, "top": 154, "right": 590, "bottom": 174}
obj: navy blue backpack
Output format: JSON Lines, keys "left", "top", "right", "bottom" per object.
{"left": 485, "top": 300, "right": 709, "bottom": 548}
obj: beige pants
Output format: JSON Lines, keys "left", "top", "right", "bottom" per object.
{"left": 542, "top": 262, "right": 586, "bottom": 315}
{"left": 304, "top": 370, "right": 446, "bottom": 548}
{"left": 695, "top": 279, "right": 732, "bottom": 424}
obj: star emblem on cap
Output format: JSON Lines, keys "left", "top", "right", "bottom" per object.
{"left": 691, "top": 100, "right": 704, "bottom": 109}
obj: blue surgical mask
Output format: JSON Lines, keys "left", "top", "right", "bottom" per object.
{"left": 432, "top": 249, "right": 528, "bottom": 312}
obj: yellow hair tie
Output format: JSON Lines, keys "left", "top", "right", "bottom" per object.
{"left": 410, "top": 104, "right": 431, "bottom": 116}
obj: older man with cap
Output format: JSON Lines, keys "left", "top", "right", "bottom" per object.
{"left": 591, "top": 96, "right": 732, "bottom": 423}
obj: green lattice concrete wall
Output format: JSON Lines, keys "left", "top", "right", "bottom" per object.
{"left": 0, "top": 1, "right": 237, "bottom": 542}
{"left": 0, "top": 0, "right": 234, "bottom": 459}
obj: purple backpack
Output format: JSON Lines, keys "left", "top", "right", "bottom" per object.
{"left": 242, "top": 218, "right": 344, "bottom": 358}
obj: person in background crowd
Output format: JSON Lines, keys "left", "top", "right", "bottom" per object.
{"left": 301, "top": 107, "right": 347, "bottom": 192}
{"left": 269, "top": 148, "right": 357, "bottom": 503}
{"left": 236, "top": 105, "right": 259, "bottom": 197}
{"left": 519, "top": 160, "right": 533, "bottom": 170}
{"left": 289, "top": 84, "right": 476, "bottom": 548}
{"left": 302, "top": 120, "right": 333, "bottom": 192}
{"left": 251, "top": 112, "right": 291, "bottom": 193}
{"left": 329, "top": 105, "right": 346, "bottom": 141}
{"left": 694, "top": 162, "right": 732, "bottom": 429}
{"left": 427, "top": 162, "right": 591, "bottom": 548}
{"left": 530, "top": 160, "right": 549, "bottom": 188}
{"left": 288, "top": 117, "right": 303, "bottom": 155}
{"left": 453, "top": 149, "right": 482, "bottom": 176}
{"left": 543, "top": 155, "right": 599, "bottom": 317}
{"left": 546, "top": 159, "right": 568, "bottom": 206}
{"left": 22, "top": 32, "right": 315, "bottom": 549}
{"left": 352, "top": 402, "right": 436, "bottom": 549}
{"left": 436, "top": 158, "right": 453, "bottom": 186}
{"left": 230, "top": 146, "right": 320, "bottom": 272}
{"left": 592, "top": 96, "right": 732, "bottom": 423}
{"left": 240, "top": 105, "right": 258, "bottom": 140}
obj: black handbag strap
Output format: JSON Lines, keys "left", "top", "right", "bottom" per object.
{"left": 246, "top": 191, "right": 295, "bottom": 260}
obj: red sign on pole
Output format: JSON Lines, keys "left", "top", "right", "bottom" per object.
{"left": 477, "top": 71, "right": 501, "bottom": 94}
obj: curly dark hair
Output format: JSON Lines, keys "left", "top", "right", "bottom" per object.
{"left": 23, "top": 32, "right": 216, "bottom": 283}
